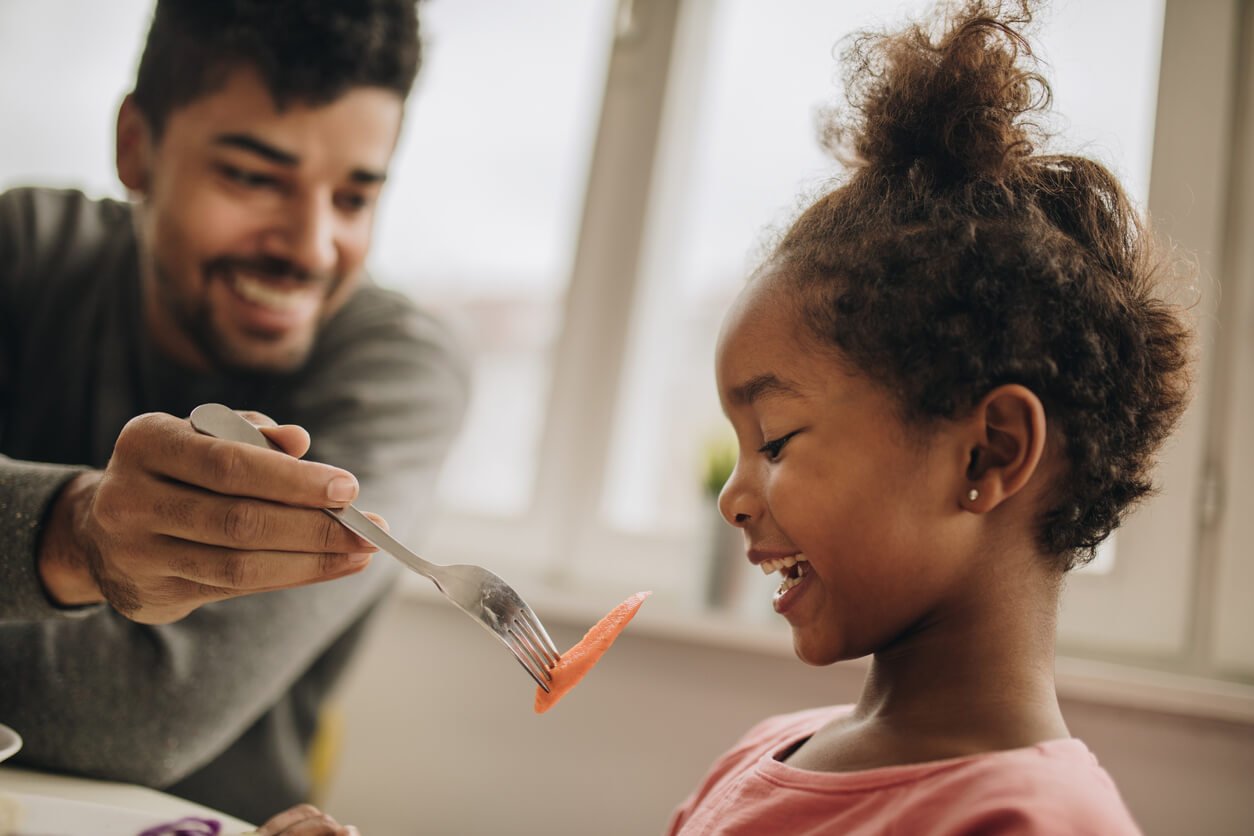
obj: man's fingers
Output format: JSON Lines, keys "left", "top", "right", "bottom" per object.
{"left": 118, "top": 413, "right": 359, "bottom": 507}
{"left": 143, "top": 485, "right": 375, "bottom": 553}
{"left": 221, "top": 409, "right": 311, "bottom": 457}
{"left": 240, "top": 408, "right": 311, "bottom": 459}
{"left": 236, "top": 409, "right": 278, "bottom": 429}
{"left": 260, "top": 423, "right": 312, "bottom": 458}
{"left": 234, "top": 410, "right": 312, "bottom": 460}
{"left": 163, "top": 540, "right": 372, "bottom": 591}
{"left": 129, "top": 555, "right": 374, "bottom": 624}
{"left": 194, "top": 437, "right": 358, "bottom": 506}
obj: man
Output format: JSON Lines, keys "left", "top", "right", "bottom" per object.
{"left": 0, "top": 0, "right": 467, "bottom": 824}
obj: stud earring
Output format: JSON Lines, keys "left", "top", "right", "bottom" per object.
{"left": 967, "top": 488, "right": 980, "bottom": 502}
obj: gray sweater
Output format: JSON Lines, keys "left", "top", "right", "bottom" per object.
{"left": 0, "top": 188, "right": 469, "bottom": 823}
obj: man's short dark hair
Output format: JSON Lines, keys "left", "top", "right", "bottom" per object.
{"left": 132, "top": 0, "right": 421, "bottom": 137}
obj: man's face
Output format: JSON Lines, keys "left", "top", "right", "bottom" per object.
{"left": 120, "top": 65, "right": 404, "bottom": 373}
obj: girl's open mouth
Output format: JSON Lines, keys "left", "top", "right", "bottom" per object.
{"left": 758, "top": 554, "right": 811, "bottom": 613}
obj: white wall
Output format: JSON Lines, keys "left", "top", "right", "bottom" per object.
{"left": 322, "top": 596, "right": 1254, "bottom": 836}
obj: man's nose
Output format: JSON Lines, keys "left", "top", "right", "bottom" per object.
{"left": 277, "top": 192, "right": 338, "bottom": 277}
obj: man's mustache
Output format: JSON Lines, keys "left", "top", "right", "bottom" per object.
{"left": 206, "top": 255, "right": 334, "bottom": 284}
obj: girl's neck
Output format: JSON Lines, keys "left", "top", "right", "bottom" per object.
{"left": 858, "top": 559, "right": 1068, "bottom": 747}
{"left": 856, "top": 636, "right": 1066, "bottom": 754}
{"left": 787, "top": 556, "right": 1070, "bottom": 773}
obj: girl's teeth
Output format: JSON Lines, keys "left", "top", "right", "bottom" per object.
{"left": 759, "top": 553, "right": 809, "bottom": 576}
{"left": 772, "top": 559, "right": 809, "bottom": 598}
{"left": 777, "top": 573, "right": 804, "bottom": 593}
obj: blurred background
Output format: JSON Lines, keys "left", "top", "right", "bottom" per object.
{"left": 2, "top": 0, "right": 1252, "bottom": 833}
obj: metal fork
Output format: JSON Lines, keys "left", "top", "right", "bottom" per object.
{"left": 189, "top": 403, "right": 561, "bottom": 691}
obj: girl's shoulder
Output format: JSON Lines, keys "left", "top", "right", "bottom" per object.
{"left": 905, "top": 738, "right": 1142, "bottom": 835}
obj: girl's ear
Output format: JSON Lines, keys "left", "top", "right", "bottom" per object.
{"left": 962, "top": 384, "right": 1048, "bottom": 511}
{"left": 116, "top": 95, "right": 151, "bottom": 196}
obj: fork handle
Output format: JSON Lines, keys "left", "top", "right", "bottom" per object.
{"left": 324, "top": 505, "right": 441, "bottom": 582}
{"left": 188, "top": 403, "right": 440, "bottom": 582}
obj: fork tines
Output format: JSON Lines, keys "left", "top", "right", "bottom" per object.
{"left": 506, "top": 608, "right": 561, "bottom": 692}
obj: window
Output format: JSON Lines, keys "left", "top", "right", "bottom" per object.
{"left": 371, "top": 0, "right": 617, "bottom": 517}
{"left": 0, "top": 0, "right": 150, "bottom": 196}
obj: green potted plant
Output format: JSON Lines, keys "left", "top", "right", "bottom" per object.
{"left": 700, "top": 432, "right": 740, "bottom": 609}
{"left": 702, "top": 433, "right": 737, "bottom": 501}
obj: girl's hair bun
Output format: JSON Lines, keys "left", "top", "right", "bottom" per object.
{"left": 827, "top": 0, "right": 1047, "bottom": 186}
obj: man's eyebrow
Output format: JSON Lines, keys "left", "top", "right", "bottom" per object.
{"left": 729, "top": 373, "right": 803, "bottom": 406}
{"left": 349, "top": 168, "right": 387, "bottom": 185}
{"left": 213, "top": 133, "right": 387, "bottom": 184}
{"left": 214, "top": 133, "right": 299, "bottom": 166}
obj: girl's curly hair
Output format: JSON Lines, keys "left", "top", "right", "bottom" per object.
{"left": 771, "top": 0, "right": 1195, "bottom": 569}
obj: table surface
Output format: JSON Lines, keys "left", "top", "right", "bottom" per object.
{"left": 0, "top": 765, "right": 255, "bottom": 833}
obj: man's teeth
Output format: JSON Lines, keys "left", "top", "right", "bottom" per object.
{"left": 759, "top": 553, "right": 808, "bottom": 576}
{"left": 232, "top": 274, "right": 307, "bottom": 311}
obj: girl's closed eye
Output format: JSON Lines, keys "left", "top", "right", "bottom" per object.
{"left": 758, "top": 430, "right": 801, "bottom": 462}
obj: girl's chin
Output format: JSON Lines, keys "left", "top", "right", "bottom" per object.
{"left": 788, "top": 622, "right": 850, "bottom": 667}
{"left": 791, "top": 640, "right": 847, "bottom": 667}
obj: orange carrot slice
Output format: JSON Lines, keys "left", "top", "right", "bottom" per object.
{"left": 534, "top": 591, "right": 651, "bottom": 714}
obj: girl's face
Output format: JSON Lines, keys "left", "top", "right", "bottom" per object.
{"left": 715, "top": 275, "right": 978, "bottom": 666}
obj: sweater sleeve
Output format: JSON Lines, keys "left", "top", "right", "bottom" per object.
{"left": 0, "top": 457, "right": 97, "bottom": 621}
{"left": 0, "top": 189, "right": 101, "bottom": 621}
{"left": 0, "top": 287, "right": 470, "bottom": 787}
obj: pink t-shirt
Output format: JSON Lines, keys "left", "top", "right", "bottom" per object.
{"left": 667, "top": 706, "right": 1141, "bottom": 835}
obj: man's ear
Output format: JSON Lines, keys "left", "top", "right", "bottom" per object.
{"left": 116, "top": 95, "right": 152, "bottom": 195}
{"left": 962, "top": 384, "right": 1047, "bottom": 511}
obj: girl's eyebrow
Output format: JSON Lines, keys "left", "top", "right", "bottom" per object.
{"left": 730, "top": 372, "right": 803, "bottom": 406}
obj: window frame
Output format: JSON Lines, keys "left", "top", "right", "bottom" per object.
{"left": 1205, "top": 0, "right": 1254, "bottom": 678}
{"left": 1054, "top": 0, "right": 1241, "bottom": 667}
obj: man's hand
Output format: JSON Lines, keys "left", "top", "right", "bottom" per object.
{"left": 37, "top": 410, "right": 382, "bottom": 624}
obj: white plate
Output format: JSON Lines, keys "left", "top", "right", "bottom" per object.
{"left": 0, "top": 791, "right": 254, "bottom": 835}
{"left": 0, "top": 724, "right": 20, "bottom": 764}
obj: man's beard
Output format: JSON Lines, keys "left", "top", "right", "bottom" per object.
{"left": 153, "top": 255, "right": 330, "bottom": 375}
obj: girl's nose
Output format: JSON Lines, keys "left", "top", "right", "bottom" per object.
{"left": 718, "top": 462, "right": 759, "bottom": 527}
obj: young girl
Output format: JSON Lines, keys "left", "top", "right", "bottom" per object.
{"left": 667, "top": 1, "right": 1192, "bottom": 834}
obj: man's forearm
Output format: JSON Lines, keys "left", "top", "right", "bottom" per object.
{"left": 37, "top": 470, "right": 105, "bottom": 606}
